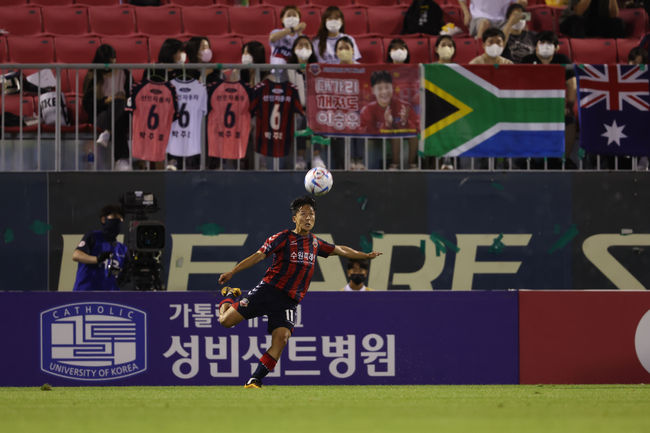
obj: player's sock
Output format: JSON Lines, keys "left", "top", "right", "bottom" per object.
{"left": 252, "top": 352, "right": 277, "bottom": 380}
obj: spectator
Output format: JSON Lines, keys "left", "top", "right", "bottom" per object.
{"left": 559, "top": 0, "right": 625, "bottom": 38}
{"left": 628, "top": 46, "right": 648, "bottom": 64}
{"left": 402, "top": 0, "right": 444, "bottom": 36}
{"left": 313, "top": 6, "right": 361, "bottom": 64}
{"left": 240, "top": 41, "right": 268, "bottom": 87}
{"left": 433, "top": 35, "right": 457, "bottom": 63}
{"left": 335, "top": 36, "right": 359, "bottom": 65}
{"left": 82, "top": 44, "right": 130, "bottom": 170}
{"left": 72, "top": 204, "right": 127, "bottom": 291}
{"left": 469, "top": 27, "right": 514, "bottom": 64}
{"left": 270, "top": 6, "right": 307, "bottom": 65}
{"left": 502, "top": 3, "right": 536, "bottom": 63}
{"left": 458, "top": 0, "right": 528, "bottom": 40}
{"left": 340, "top": 259, "right": 373, "bottom": 291}
{"left": 286, "top": 36, "right": 326, "bottom": 170}
{"left": 156, "top": 38, "right": 186, "bottom": 81}
{"left": 386, "top": 38, "right": 418, "bottom": 170}
{"left": 184, "top": 36, "right": 213, "bottom": 80}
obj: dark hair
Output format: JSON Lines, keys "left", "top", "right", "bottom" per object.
{"left": 92, "top": 44, "right": 116, "bottom": 64}
{"left": 482, "top": 27, "right": 506, "bottom": 43}
{"left": 290, "top": 196, "right": 316, "bottom": 215}
{"left": 628, "top": 46, "right": 648, "bottom": 63}
{"left": 335, "top": 36, "right": 354, "bottom": 54}
{"left": 347, "top": 259, "right": 369, "bottom": 271}
{"left": 100, "top": 204, "right": 124, "bottom": 219}
{"left": 370, "top": 70, "right": 392, "bottom": 86}
{"left": 434, "top": 35, "right": 456, "bottom": 60}
{"left": 386, "top": 38, "right": 410, "bottom": 64}
{"left": 316, "top": 6, "right": 345, "bottom": 57}
{"left": 287, "top": 36, "right": 317, "bottom": 64}
{"left": 243, "top": 41, "right": 267, "bottom": 64}
{"left": 158, "top": 38, "right": 184, "bottom": 63}
{"left": 280, "top": 5, "right": 300, "bottom": 19}
{"left": 185, "top": 36, "right": 209, "bottom": 63}
{"left": 505, "top": 3, "right": 524, "bottom": 20}
{"left": 83, "top": 44, "right": 117, "bottom": 95}
{"left": 536, "top": 30, "right": 559, "bottom": 46}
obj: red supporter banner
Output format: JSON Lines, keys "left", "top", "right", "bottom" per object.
{"left": 520, "top": 291, "right": 650, "bottom": 384}
{"left": 306, "top": 63, "right": 420, "bottom": 137}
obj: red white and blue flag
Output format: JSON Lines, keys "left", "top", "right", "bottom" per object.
{"left": 576, "top": 64, "right": 650, "bottom": 156}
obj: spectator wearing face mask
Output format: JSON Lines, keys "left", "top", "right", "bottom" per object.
{"left": 184, "top": 36, "right": 213, "bottom": 80}
{"left": 156, "top": 38, "right": 187, "bottom": 81}
{"left": 434, "top": 35, "right": 456, "bottom": 64}
{"left": 270, "top": 6, "right": 307, "bottom": 65}
{"left": 240, "top": 41, "right": 268, "bottom": 87}
{"left": 341, "top": 259, "right": 373, "bottom": 291}
{"left": 502, "top": 3, "right": 536, "bottom": 63}
{"left": 469, "top": 27, "right": 513, "bottom": 65}
{"left": 313, "top": 6, "right": 361, "bottom": 64}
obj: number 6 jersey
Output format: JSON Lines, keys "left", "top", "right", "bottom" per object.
{"left": 207, "top": 79, "right": 252, "bottom": 160}
{"left": 167, "top": 78, "right": 207, "bottom": 157}
{"left": 127, "top": 80, "right": 179, "bottom": 162}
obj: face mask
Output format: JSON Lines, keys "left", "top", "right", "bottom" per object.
{"left": 337, "top": 49, "right": 353, "bottom": 63}
{"left": 295, "top": 48, "right": 312, "bottom": 61}
{"left": 537, "top": 43, "right": 555, "bottom": 58}
{"left": 102, "top": 219, "right": 122, "bottom": 241}
{"left": 512, "top": 19, "right": 526, "bottom": 31}
{"left": 485, "top": 43, "right": 504, "bottom": 58}
{"left": 177, "top": 52, "right": 187, "bottom": 64}
{"left": 199, "top": 49, "right": 212, "bottom": 63}
{"left": 284, "top": 16, "right": 300, "bottom": 30}
{"left": 438, "top": 46, "right": 454, "bottom": 61}
{"left": 349, "top": 273, "right": 366, "bottom": 285}
{"left": 326, "top": 19, "right": 342, "bottom": 33}
{"left": 241, "top": 53, "right": 253, "bottom": 65}
{"left": 390, "top": 49, "right": 408, "bottom": 63}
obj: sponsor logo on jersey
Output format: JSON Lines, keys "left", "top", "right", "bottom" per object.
{"left": 272, "top": 88, "right": 284, "bottom": 95}
{"left": 225, "top": 88, "right": 237, "bottom": 93}
{"left": 150, "top": 89, "right": 162, "bottom": 95}
{"left": 40, "top": 302, "right": 147, "bottom": 381}
{"left": 179, "top": 87, "right": 191, "bottom": 93}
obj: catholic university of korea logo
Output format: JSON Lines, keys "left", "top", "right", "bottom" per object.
{"left": 40, "top": 302, "right": 147, "bottom": 381}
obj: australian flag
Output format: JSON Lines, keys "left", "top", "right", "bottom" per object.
{"left": 576, "top": 64, "right": 650, "bottom": 156}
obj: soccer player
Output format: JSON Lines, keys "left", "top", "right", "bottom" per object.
{"left": 217, "top": 195, "right": 381, "bottom": 388}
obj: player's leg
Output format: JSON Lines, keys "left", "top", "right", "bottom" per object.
{"left": 218, "top": 286, "right": 245, "bottom": 328}
{"left": 245, "top": 326, "right": 291, "bottom": 389}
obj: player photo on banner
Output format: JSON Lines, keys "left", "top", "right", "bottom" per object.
{"left": 306, "top": 63, "right": 420, "bottom": 138}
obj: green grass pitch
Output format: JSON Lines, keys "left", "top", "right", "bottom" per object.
{"left": 1, "top": 385, "right": 649, "bottom": 433}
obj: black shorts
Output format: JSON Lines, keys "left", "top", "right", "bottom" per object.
{"left": 233, "top": 282, "right": 298, "bottom": 334}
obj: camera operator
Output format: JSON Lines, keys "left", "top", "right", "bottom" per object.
{"left": 72, "top": 204, "right": 128, "bottom": 291}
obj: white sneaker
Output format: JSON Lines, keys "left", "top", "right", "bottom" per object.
{"left": 295, "top": 157, "right": 307, "bottom": 170}
{"left": 115, "top": 159, "right": 131, "bottom": 171}
{"left": 96, "top": 130, "right": 110, "bottom": 147}
{"left": 312, "top": 155, "right": 326, "bottom": 168}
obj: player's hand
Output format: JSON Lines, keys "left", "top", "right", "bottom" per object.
{"left": 297, "top": 22, "right": 307, "bottom": 33}
{"left": 366, "top": 251, "right": 382, "bottom": 259}
{"left": 218, "top": 272, "right": 233, "bottom": 285}
{"left": 384, "top": 107, "right": 393, "bottom": 126}
{"left": 96, "top": 251, "right": 111, "bottom": 264}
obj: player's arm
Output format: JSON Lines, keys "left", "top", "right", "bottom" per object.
{"left": 218, "top": 251, "right": 267, "bottom": 284}
{"left": 72, "top": 235, "right": 108, "bottom": 265}
{"left": 72, "top": 249, "right": 103, "bottom": 265}
{"left": 331, "top": 245, "right": 382, "bottom": 260}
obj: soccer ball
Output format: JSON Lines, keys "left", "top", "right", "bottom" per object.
{"left": 304, "top": 167, "right": 333, "bottom": 196}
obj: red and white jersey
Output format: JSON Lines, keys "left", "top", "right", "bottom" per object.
{"left": 207, "top": 80, "right": 252, "bottom": 160}
{"left": 127, "top": 80, "right": 178, "bottom": 162}
{"left": 167, "top": 78, "right": 207, "bottom": 157}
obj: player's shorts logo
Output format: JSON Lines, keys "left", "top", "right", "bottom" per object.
{"left": 40, "top": 302, "right": 147, "bottom": 381}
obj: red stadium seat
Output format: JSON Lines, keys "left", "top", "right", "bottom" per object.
{"left": 444, "top": 37, "right": 480, "bottom": 64}
{"left": 356, "top": 0, "right": 400, "bottom": 6}
{"left": 229, "top": 5, "right": 277, "bottom": 35}
{"left": 0, "top": 0, "right": 27, "bottom": 5}
{"left": 355, "top": 36, "right": 384, "bottom": 64}
{"left": 619, "top": 8, "right": 649, "bottom": 38}
{"left": 339, "top": 6, "right": 368, "bottom": 36}
{"left": 0, "top": 95, "right": 36, "bottom": 118}
{"left": 74, "top": 0, "right": 120, "bottom": 5}
{"left": 300, "top": 6, "right": 322, "bottom": 36}
{"left": 148, "top": 35, "right": 186, "bottom": 63}
{"left": 616, "top": 38, "right": 641, "bottom": 64}
{"left": 30, "top": 0, "right": 74, "bottom": 5}
{"left": 169, "top": 0, "right": 215, "bottom": 5}
{"left": 64, "top": 92, "right": 90, "bottom": 127}
{"left": 442, "top": 5, "right": 468, "bottom": 34}
{"left": 181, "top": 6, "right": 229, "bottom": 36}
{"left": 135, "top": 6, "right": 183, "bottom": 36}
{"left": 0, "top": 6, "right": 42, "bottom": 36}
{"left": 558, "top": 37, "right": 571, "bottom": 60}
{"left": 88, "top": 6, "right": 136, "bottom": 36}
{"left": 54, "top": 35, "right": 101, "bottom": 63}
{"left": 367, "top": 6, "right": 407, "bottom": 35}
{"left": 214, "top": 0, "right": 237, "bottom": 4}
{"left": 0, "top": 36, "right": 7, "bottom": 63}
{"left": 100, "top": 35, "right": 149, "bottom": 81}
{"left": 310, "top": 0, "right": 353, "bottom": 5}
{"left": 207, "top": 36, "right": 243, "bottom": 63}
{"left": 384, "top": 36, "right": 430, "bottom": 64}
{"left": 42, "top": 6, "right": 90, "bottom": 36}
{"left": 570, "top": 38, "right": 617, "bottom": 64}
{"left": 261, "top": 0, "right": 308, "bottom": 6}
{"left": 7, "top": 36, "right": 55, "bottom": 63}
{"left": 529, "top": 6, "right": 556, "bottom": 33}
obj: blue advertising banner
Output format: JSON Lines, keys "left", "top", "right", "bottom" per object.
{"left": 0, "top": 291, "right": 519, "bottom": 386}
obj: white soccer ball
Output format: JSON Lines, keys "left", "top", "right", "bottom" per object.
{"left": 304, "top": 167, "right": 333, "bottom": 196}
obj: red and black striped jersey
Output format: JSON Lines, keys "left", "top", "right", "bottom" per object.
{"left": 259, "top": 229, "right": 335, "bottom": 303}
{"left": 127, "top": 80, "right": 178, "bottom": 162}
{"left": 250, "top": 80, "right": 304, "bottom": 157}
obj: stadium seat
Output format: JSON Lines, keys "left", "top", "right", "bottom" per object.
{"left": 339, "top": 6, "right": 368, "bottom": 36}
{"left": 148, "top": 35, "right": 186, "bottom": 63}
{"left": 356, "top": 0, "right": 401, "bottom": 5}
{"left": 42, "top": 6, "right": 90, "bottom": 36}
{"left": 0, "top": 37, "right": 7, "bottom": 63}
{"left": 100, "top": 35, "right": 149, "bottom": 81}
{"left": 355, "top": 36, "right": 384, "bottom": 63}
{"left": 229, "top": 5, "right": 277, "bottom": 36}
{"left": 214, "top": 0, "right": 237, "bottom": 4}
{"left": 135, "top": 6, "right": 183, "bottom": 36}
{"left": 30, "top": 0, "right": 74, "bottom": 5}
{"left": 309, "top": 0, "right": 353, "bottom": 5}
{"left": 7, "top": 36, "right": 55, "bottom": 64}
{"left": 0, "top": 0, "right": 27, "bottom": 5}
{"left": 0, "top": 6, "right": 43, "bottom": 36}
{"left": 260, "top": 0, "right": 308, "bottom": 6}
{"left": 74, "top": 0, "right": 120, "bottom": 5}
{"left": 181, "top": 6, "right": 229, "bottom": 36}
{"left": 0, "top": 95, "right": 36, "bottom": 118}
{"left": 616, "top": 38, "right": 640, "bottom": 64}
{"left": 445, "top": 37, "right": 480, "bottom": 64}
{"left": 54, "top": 35, "right": 102, "bottom": 92}
{"left": 529, "top": 6, "right": 556, "bottom": 33}
{"left": 442, "top": 5, "right": 468, "bottom": 34}
{"left": 207, "top": 36, "right": 243, "bottom": 63}
{"left": 384, "top": 36, "right": 430, "bottom": 64}
{"left": 558, "top": 37, "right": 571, "bottom": 60}
{"left": 169, "top": 0, "right": 216, "bottom": 5}
{"left": 64, "top": 92, "right": 90, "bottom": 127}
{"left": 619, "top": 8, "right": 648, "bottom": 38}
{"left": 299, "top": 6, "right": 322, "bottom": 36}
{"left": 367, "top": 6, "right": 407, "bottom": 35}
{"left": 570, "top": 38, "right": 617, "bottom": 64}
{"left": 88, "top": 6, "right": 136, "bottom": 36}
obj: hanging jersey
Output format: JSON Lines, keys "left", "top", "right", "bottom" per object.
{"left": 167, "top": 78, "right": 207, "bottom": 157}
{"left": 127, "top": 80, "right": 178, "bottom": 162}
{"left": 250, "top": 80, "right": 304, "bottom": 157}
{"left": 207, "top": 80, "right": 252, "bottom": 159}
